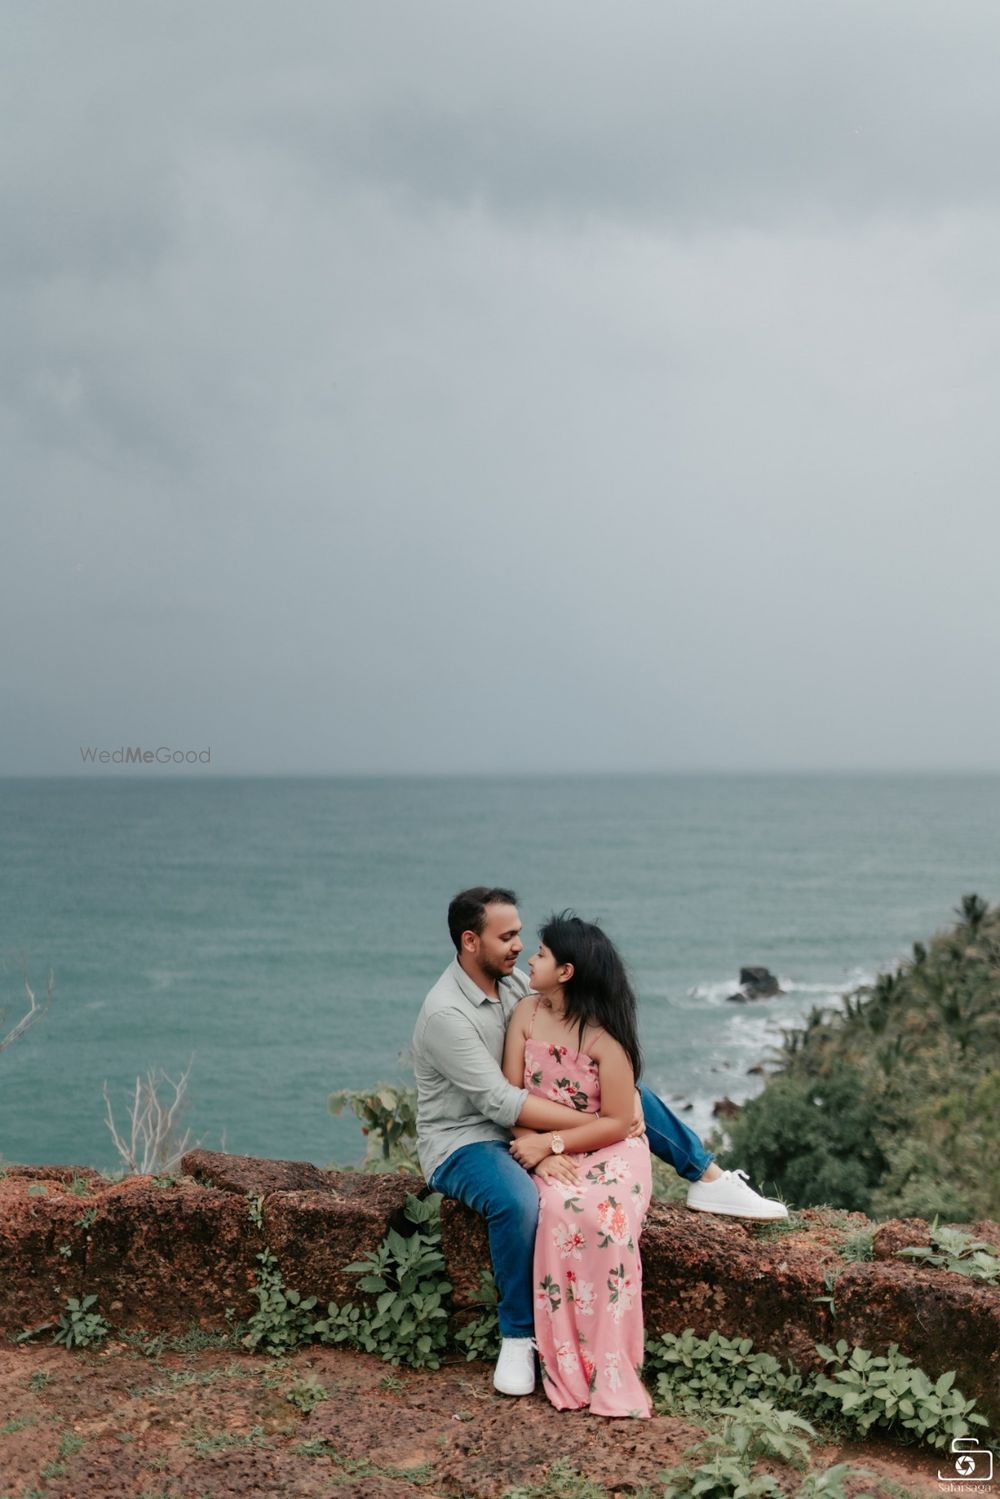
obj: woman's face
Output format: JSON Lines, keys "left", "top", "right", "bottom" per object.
{"left": 528, "top": 941, "right": 563, "bottom": 994}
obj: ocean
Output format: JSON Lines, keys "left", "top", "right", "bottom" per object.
{"left": 1, "top": 774, "right": 997, "bottom": 1173}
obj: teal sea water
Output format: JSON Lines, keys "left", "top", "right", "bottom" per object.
{"left": 1, "top": 774, "right": 998, "bottom": 1173}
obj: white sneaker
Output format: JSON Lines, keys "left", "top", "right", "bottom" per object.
{"left": 686, "top": 1168, "right": 789, "bottom": 1221}
{"left": 493, "top": 1336, "right": 536, "bottom": 1395}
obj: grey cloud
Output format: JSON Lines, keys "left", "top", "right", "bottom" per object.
{"left": 2, "top": 1, "right": 1000, "bottom": 774}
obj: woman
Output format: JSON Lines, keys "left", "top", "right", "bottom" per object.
{"left": 501, "top": 913, "right": 652, "bottom": 1418}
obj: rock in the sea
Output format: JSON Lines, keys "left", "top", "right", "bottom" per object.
{"left": 712, "top": 1096, "right": 741, "bottom": 1118}
{"left": 727, "top": 966, "right": 781, "bottom": 1002}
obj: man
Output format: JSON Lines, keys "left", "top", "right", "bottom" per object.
{"left": 412, "top": 886, "right": 787, "bottom": 1397}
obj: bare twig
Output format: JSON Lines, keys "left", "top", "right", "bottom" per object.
{"left": 0, "top": 969, "right": 55, "bottom": 1055}
{"left": 102, "top": 1059, "right": 198, "bottom": 1176}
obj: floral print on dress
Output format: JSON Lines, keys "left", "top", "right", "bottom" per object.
{"left": 536, "top": 1274, "right": 561, "bottom": 1315}
{"left": 585, "top": 1154, "right": 631, "bottom": 1186}
{"left": 606, "top": 1262, "right": 639, "bottom": 1324}
{"left": 549, "top": 1076, "right": 590, "bottom": 1111}
{"left": 525, "top": 1035, "right": 651, "bottom": 1419}
{"left": 565, "top": 1271, "right": 595, "bottom": 1316}
{"left": 553, "top": 1221, "right": 587, "bottom": 1260}
{"left": 596, "top": 1196, "right": 633, "bottom": 1250}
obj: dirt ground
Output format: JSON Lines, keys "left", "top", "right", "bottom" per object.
{"left": 0, "top": 1340, "right": 949, "bottom": 1499}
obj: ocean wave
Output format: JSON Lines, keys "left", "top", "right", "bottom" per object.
{"left": 688, "top": 970, "right": 874, "bottom": 1006}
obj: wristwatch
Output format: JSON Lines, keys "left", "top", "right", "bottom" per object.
{"left": 550, "top": 1133, "right": 565, "bottom": 1155}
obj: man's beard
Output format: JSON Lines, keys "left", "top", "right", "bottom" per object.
{"left": 479, "top": 955, "right": 511, "bottom": 984}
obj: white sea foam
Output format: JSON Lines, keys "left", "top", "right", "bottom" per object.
{"left": 688, "top": 970, "right": 874, "bottom": 1007}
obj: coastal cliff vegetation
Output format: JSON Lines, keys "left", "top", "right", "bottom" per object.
{"left": 720, "top": 895, "right": 1000, "bottom": 1221}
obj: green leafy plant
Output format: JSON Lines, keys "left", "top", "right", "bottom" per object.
{"left": 659, "top": 1407, "right": 875, "bottom": 1499}
{"left": 314, "top": 1193, "right": 451, "bottom": 1369}
{"left": 646, "top": 1329, "right": 807, "bottom": 1417}
{"left": 646, "top": 1328, "right": 988, "bottom": 1454}
{"left": 246, "top": 1193, "right": 265, "bottom": 1229}
{"left": 811, "top": 1338, "right": 988, "bottom": 1449}
{"left": 328, "top": 1082, "right": 420, "bottom": 1171}
{"left": 454, "top": 1269, "right": 500, "bottom": 1362}
{"left": 241, "top": 1249, "right": 318, "bottom": 1354}
{"left": 897, "top": 1220, "right": 1000, "bottom": 1283}
{"left": 284, "top": 1374, "right": 329, "bottom": 1413}
{"left": 16, "top": 1294, "right": 110, "bottom": 1349}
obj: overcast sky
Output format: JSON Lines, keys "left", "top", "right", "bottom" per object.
{"left": 4, "top": 2, "right": 1000, "bottom": 774}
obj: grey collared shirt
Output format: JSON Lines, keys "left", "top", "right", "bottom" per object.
{"left": 412, "top": 959, "right": 531, "bottom": 1183}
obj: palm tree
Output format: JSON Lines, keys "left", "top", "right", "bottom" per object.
{"left": 956, "top": 894, "right": 989, "bottom": 934}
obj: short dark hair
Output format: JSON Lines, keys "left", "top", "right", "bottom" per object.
{"left": 448, "top": 886, "right": 518, "bottom": 951}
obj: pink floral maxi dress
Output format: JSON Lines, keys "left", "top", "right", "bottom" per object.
{"left": 524, "top": 1029, "right": 652, "bottom": 1418}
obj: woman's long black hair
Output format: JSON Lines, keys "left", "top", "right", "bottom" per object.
{"left": 539, "top": 912, "right": 642, "bottom": 1081}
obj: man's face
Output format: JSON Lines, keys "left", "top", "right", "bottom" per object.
{"left": 467, "top": 902, "right": 523, "bottom": 983}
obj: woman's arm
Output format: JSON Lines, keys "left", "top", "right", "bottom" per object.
{"left": 501, "top": 999, "right": 531, "bottom": 1089}
{"left": 510, "top": 1035, "right": 636, "bottom": 1167}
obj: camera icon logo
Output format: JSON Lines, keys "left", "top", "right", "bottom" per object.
{"left": 938, "top": 1436, "right": 994, "bottom": 1483}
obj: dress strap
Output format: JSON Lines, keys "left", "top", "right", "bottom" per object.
{"left": 527, "top": 995, "right": 542, "bottom": 1037}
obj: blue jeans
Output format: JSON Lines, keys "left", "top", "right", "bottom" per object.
{"left": 430, "top": 1140, "right": 539, "bottom": 1337}
{"left": 639, "top": 1082, "right": 715, "bottom": 1183}
{"left": 429, "top": 1089, "right": 713, "bottom": 1339}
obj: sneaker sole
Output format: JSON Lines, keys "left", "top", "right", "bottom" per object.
{"left": 685, "top": 1201, "right": 789, "bottom": 1220}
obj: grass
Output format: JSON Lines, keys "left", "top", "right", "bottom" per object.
{"left": 185, "top": 1424, "right": 270, "bottom": 1455}
{"left": 839, "top": 1227, "right": 877, "bottom": 1261}
{"left": 499, "top": 1461, "right": 650, "bottom": 1499}
{"left": 0, "top": 1416, "right": 36, "bottom": 1435}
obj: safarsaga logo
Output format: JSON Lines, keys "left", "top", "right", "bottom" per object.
{"left": 80, "top": 746, "right": 212, "bottom": 766}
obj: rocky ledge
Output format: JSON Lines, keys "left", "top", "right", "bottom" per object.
{"left": 1, "top": 1151, "right": 997, "bottom": 1427}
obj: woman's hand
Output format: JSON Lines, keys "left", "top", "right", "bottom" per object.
{"left": 535, "top": 1154, "right": 580, "bottom": 1186}
{"left": 509, "top": 1132, "right": 556, "bottom": 1170}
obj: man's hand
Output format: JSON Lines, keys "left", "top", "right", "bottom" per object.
{"left": 626, "top": 1088, "right": 646, "bottom": 1140}
{"left": 509, "top": 1133, "right": 556, "bottom": 1170}
{"left": 535, "top": 1154, "right": 580, "bottom": 1186}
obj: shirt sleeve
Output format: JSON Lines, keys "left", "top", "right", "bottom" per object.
{"left": 420, "top": 1008, "right": 528, "bottom": 1129}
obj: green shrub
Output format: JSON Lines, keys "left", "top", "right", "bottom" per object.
{"left": 314, "top": 1192, "right": 450, "bottom": 1369}
{"left": 719, "top": 898, "right": 1000, "bottom": 1220}
{"left": 646, "top": 1329, "right": 806, "bottom": 1417}
{"left": 241, "top": 1249, "right": 318, "bottom": 1354}
{"left": 328, "top": 1083, "right": 419, "bottom": 1172}
{"left": 454, "top": 1270, "right": 500, "bottom": 1362}
{"left": 645, "top": 1329, "right": 988, "bottom": 1453}
{"left": 721, "top": 1064, "right": 891, "bottom": 1213}
{"left": 811, "top": 1339, "right": 989, "bottom": 1449}
{"left": 659, "top": 1405, "right": 874, "bottom": 1499}
{"left": 54, "top": 1295, "right": 109, "bottom": 1349}
{"left": 896, "top": 1220, "right": 1000, "bottom": 1282}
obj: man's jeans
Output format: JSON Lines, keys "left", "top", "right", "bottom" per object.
{"left": 428, "top": 1086, "right": 714, "bottom": 1340}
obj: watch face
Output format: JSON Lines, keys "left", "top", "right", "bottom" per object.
{"left": 551, "top": 1136, "right": 564, "bottom": 1154}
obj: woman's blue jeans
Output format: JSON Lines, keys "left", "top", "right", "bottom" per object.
{"left": 429, "top": 1086, "right": 713, "bottom": 1339}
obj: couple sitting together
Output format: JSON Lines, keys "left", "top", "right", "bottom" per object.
{"left": 412, "top": 886, "right": 787, "bottom": 1420}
